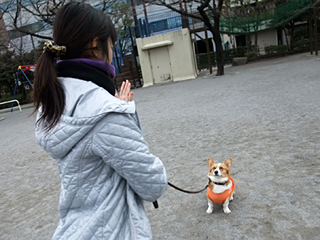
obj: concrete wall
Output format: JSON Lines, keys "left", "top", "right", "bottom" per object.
{"left": 136, "top": 28, "right": 197, "bottom": 87}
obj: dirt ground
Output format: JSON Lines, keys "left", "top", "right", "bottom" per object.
{"left": 0, "top": 53, "right": 319, "bottom": 240}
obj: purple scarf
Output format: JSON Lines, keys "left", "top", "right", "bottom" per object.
{"left": 57, "top": 58, "right": 115, "bottom": 79}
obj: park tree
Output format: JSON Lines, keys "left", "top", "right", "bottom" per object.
{"left": 109, "top": 0, "right": 134, "bottom": 33}
{"left": 0, "top": 50, "right": 16, "bottom": 99}
{"left": 0, "top": 0, "right": 136, "bottom": 57}
{"left": 144, "top": 0, "right": 225, "bottom": 76}
{"left": 0, "top": 0, "right": 134, "bottom": 101}
{"left": 0, "top": 44, "right": 42, "bottom": 102}
{"left": 270, "top": 0, "right": 312, "bottom": 51}
{"left": 0, "top": 0, "right": 130, "bottom": 40}
{"left": 108, "top": 0, "right": 134, "bottom": 55}
{"left": 283, "top": 20, "right": 298, "bottom": 51}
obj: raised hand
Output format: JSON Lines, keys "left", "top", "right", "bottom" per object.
{"left": 115, "top": 80, "right": 133, "bottom": 102}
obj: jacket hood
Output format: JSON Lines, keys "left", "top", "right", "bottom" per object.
{"left": 35, "top": 77, "right": 136, "bottom": 159}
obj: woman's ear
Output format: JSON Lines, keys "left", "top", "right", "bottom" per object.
{"left": 89, "top": 37, "right": 100, "bottom": 59}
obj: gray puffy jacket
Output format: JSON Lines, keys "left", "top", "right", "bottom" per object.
{"left": 35, "top": 77, "right": 167, "bottom": 240}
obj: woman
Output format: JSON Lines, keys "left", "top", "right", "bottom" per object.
{"left": 33, "top": 2, "right": 167, "bottom": 239}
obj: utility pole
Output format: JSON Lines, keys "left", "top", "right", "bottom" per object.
{"left": 129, "top": 0, "right": 141, "bottom": 84}
{"left": 309, "top": 0, "right": 319, "bottom": 55}
{"left": 142, "top": 1, "right": 150, "bottom": 36}
{"left": 130, "top": 0, "right": 140, "bottom": 38}
{"left": 313, "top": 0, "right": 319, "bottom": 55}
{"left": 179, "top": 0, "right": 189, "bottom": 29}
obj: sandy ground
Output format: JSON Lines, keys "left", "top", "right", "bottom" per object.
{"left": 0, "top": 53, "right": 319, "bottom": 240}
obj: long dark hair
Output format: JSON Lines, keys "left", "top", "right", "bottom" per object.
{"left": 33, "top": 2, "right": 117, "bottom": 131}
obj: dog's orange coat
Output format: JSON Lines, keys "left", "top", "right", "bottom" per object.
{"left": 207, "top": 178, "right": 235, "bottom": 205}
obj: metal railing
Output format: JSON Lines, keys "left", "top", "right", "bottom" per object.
{"left": 0, "top": 100, "right": 22, "bottom": 113}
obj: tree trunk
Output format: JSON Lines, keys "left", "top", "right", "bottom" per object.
{"left": 290, "top": 23, "right": 295, "bottom": 51}
{"left": 309, "top": 9, "right": 314, "bottom": 54}
{"left": 246, "top": 34, "right": 251, "bottom": 52}
{"left": 284, "top": 27, "right": 290, "bottom": 50}
{"left": 211, "top": 15, "right": 224, "bottom": 76}
{"left": 314, "top": 8, "right": 318, "bottom": 55}
{"left": 205, "top": 29, "right": 212, "bottom": 74}
{"left": 197, "top": 0, "right": 224, "bottom": 76}
{"left": 254, "top": 32, "right": 258, "bottom": 52}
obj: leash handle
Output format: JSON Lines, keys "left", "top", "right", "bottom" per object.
{"left": 168, "top": 181, "right": 209, "bottom": 194}
{"left": 153, "top": 201, "right": 159, "bottom": 209}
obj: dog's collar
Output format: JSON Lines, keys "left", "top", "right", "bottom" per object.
{"left": 208, "top": 178, "right": 227, "bottom": 185}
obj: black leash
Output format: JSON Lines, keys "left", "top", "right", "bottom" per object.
{"left": 168, "top": 181, "right": 209, "bottom": 194}
{"left": 153, "top": 181, "right": 209, "bottom": 209}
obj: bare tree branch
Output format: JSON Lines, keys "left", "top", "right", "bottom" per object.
{"left": 144, "top": 0, "right": 204, "bottom": 21}
{"left": 0, "top": 0, "right": 15, "bottom": 20}
{"left": 99, "top": 0, "right": 118, "bottom": 12}
{"left": 6, "top": 0, "right": 123, "bottom": 40}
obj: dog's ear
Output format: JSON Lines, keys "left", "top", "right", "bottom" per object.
{"left": 224, "top": 158, "right": 233, "bottom": 168}
{"left": 207, "top": 158, "right": 215, "bottom": 169}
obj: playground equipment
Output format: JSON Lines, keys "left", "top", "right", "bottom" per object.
{"left": 11, "top": 64, "right": 35, "bottom": 112}
{"left": 0, "top": 100, "right": 22, "bottom": 113}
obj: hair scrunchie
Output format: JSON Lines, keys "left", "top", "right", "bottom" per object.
{"left": 43, "top": 41, "right": 66, "bottom": 56}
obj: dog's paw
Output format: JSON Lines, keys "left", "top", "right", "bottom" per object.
{"left": 223, "top": 208, "right": 231, "bottom": 214}
{"left": 206, "top": 208, "right": 213, "bottom": 214}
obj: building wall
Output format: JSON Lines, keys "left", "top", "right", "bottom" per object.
{"left": 251, "top": 29, "right": 278, "bottom": 54}
{"left": 136, "top": 28, "right": 197, "bottom": 87}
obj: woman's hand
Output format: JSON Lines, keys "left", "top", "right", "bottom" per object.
{"left": 115, "top": 80, "right": 133, "bottom": 102}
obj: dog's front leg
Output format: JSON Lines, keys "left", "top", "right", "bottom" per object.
{"left": 229, "top": 191, "right": 235, "bottom": 201}
{"left": 206, "top": 199, "right": 214, "bottom": 214}
{"left": 222, "top": 199, "right": 231, "bottom": 214}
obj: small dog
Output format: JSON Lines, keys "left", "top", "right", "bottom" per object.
{"left": 206, "top": 158, "right": 235, "bottom": 214}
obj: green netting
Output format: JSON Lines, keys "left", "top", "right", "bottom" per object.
{"left": 219, "top": 0, "right": 314, "bottom": 34}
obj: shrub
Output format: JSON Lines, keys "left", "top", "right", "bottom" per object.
{"left": 244, "top": 52, "right": 256, "bottom": 59}
{"left": 265, "top": 45, "right": 287, "bottom": 55}
{"left": 197, "top": 46, "right": 260, "bottom": 69}
{"left": 293, "top": 39, "right": 309, "bottom": 48}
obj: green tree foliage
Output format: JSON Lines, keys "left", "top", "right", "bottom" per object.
{"left": 108, "top": 0, "right": 134, "bottom": 55}
{"left": 109, "top": 0, "right": 134, "bottom": 34}
{"left": 0, "top": 51, "right": 17, "bottom": 100}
